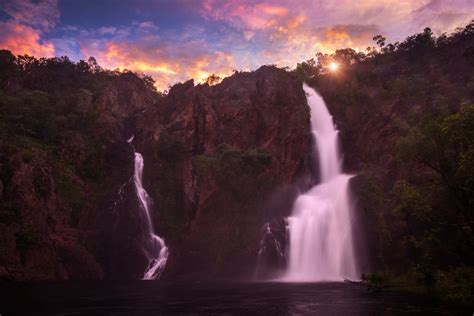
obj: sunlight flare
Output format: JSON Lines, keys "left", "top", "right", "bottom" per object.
{"left": 328, "top": 61, "right": 339, "bottom": 72}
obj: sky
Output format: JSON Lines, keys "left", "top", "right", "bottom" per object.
{"left": 0, "top": 0, "right": 473, "bottom": 90}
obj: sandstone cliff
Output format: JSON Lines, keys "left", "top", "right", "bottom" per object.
{"left": 0, "top": 55, "right": 312, "bottom": 280}
{"left": 133, "top": 66, "right": 312, "bottom": 279}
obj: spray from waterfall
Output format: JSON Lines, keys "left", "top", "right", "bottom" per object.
{"left": 284, "top": 84, "right": 358, "bottom": 281}
{"left": 128, "top": 137, "right": 169, "bottom": 280}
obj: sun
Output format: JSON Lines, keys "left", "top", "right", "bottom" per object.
{"left": 328, "top": 61, "right": 339, "bottom": 72}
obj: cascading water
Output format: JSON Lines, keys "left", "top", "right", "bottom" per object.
{"left": 128, "top": 137, "right": 169, "bottom": 280}
{"left": 284, "top": 84, "right": 357, "bottom": 281}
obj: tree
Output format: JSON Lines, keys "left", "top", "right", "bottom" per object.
{"left": 0, "top": 50, "right": 19, "bottom": 88}
{"left": 204, "top": 73, "right": 222, "bottom": 86}
{"left": 373, "top": 35, "right": 386, "bottom": 48}
{"left": 396, "top": 104, "right": 474, "bottom": 229}
{"left": 398, "top": 27, "right": 435, "bottom": 53}
{"left": 294, "top": 58, "right": 320, "bottom": 82}
{"left": 87, "top": 56, "right": 101, "bottom": 73}
{"left": 333, "top": 48, "right": 366, "bottom": 65}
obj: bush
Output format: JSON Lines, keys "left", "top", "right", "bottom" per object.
{"left": 194, "top": 144, "right": 273, "bottom": 198}
{"left": 436, "top": 267, "right": 474, "bottom": 305}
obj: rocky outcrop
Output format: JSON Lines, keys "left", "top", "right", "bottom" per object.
{"left": 256, "top": 218, "right": 288, "bottom": 279}
{"left": 0, "top": 56, "right": 312, "bottom": 281}
{"left": 130, "top": 66, "right": 312, "bottom": 279}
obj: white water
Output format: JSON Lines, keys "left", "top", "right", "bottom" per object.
{"left": 284, "top": 84, "right": 357, "bottom": 282}
{"left": 130, "top": 140, "right": 169, "bottom": 280}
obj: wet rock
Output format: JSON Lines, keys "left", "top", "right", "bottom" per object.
{"left": 256, "top": 217, "right": 288, "bottom": 279}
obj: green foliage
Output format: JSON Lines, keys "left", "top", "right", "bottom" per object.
{"left": 156, "top": 132, "right": 184, "bottom": 162}
{"left": 0, "top": 50, "right": 162, "bottom": 234}
{"left": 392, "top": 180, "right": 432, "bottom": 222}
{"left": 371, "top": 104, "right": 474, "bottom": 301}
{"left": 150, "top": 165, "right": 193, "bottom": 241}
{"left": 389, "top": 74, "right": 429, "bottom": 102}
{"left": 436, "top": 266, "right": 474, "bottom": 305}
{"left": 353, "top": 173, "right": 391, "bottom": 265}
{"left": 396, "top": 104, "right": 474, "bottom": 214}
{"left": 58, "top": 177, "right": 84, "bottom": 226}
{"left": 362, "top": 271, "right": 389, "bottom": 287}
{"left": 194, "top": 144, "right": 273, "bottom": 197}
{"left": 389, "top": 180, "right": 435, "bottom": 265}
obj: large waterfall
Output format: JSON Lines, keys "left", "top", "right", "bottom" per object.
{"left": 284, "top": 84, "right": 357, "bottom": 281}
{"left": 129, "top": 137, "right": 169, "bottom": 280}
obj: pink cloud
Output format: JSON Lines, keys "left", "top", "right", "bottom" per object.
{"left": 410, "top": 0, "right": 474, "bottom": 35}
{"left": 202, "top": 0, "right": 291, "bottom": 30}
{"left": 137, "top": 21, "right": 158, "bottom": 32}
{"left": 0, "top": 20, "right": 55, "bottom": 57}
{"left": 3, "top": 0, "right": 60, "bottom": 32}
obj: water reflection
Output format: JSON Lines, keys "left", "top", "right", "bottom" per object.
{"left": 0, "top": 281, "right": 460, "bottom": 315}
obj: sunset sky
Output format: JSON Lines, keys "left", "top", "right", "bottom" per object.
{"left": 1, "top": 0, "right": 472, "bottom": 90}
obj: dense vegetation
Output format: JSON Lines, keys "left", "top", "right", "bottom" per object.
{"left": 0, "top": 51, "right": 159, "bottom": 226}
{"left": 0, "top": 50, "right": 160, "bottom": 279}
{"left": 296, "top": 22, "right": 474, "bottom": 304}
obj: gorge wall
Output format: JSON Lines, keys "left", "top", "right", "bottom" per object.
{"left": 1, "top": 23, "right": 471, "bottom": 282}
{"left": 0, "top": 57, "right": 312, "bottom": 280}
{"left": 133, "top": 66, "right": 312, "bottom": 279}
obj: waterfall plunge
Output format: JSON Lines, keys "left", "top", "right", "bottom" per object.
{"left": 284, "top": 84, "right": 358, "bottom": 282}
{"left": 129, "top": 138, "right": 168, "bottom": 280}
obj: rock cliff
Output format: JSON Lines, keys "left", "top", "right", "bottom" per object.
{"left": 133, "top": 66, "right": 312, "bottom": 279}
{"left": 0, "top": 55, "right": 312, "bottom": 280}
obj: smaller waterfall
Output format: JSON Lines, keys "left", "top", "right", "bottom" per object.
{"left": 129, "top": 137, "right": 168, "bottom": 280}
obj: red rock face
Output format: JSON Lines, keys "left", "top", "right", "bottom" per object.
{"left": 0, "top": 65, "right": 311, "bottom": 280}
{"left": 0, "top": 150, "right": 104, "bottom": 280}
{"left": 134, "top": 66, "right": 312, "bottom": 279}
{"left": 0, "top": 71, "right": 155, "bottom": 281}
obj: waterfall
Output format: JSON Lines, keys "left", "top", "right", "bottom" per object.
{"left": 284, "top": 84, "right": 358, "bottom": 281}
{"left": 129, "top": 138, "right": 169, "bottom": 280}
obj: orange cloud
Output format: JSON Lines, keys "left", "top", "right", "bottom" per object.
{"left": 318, "top": 24, "right": 379, "bottom": 52}
{"left": 103, "top": 43, "right": 177, "bottom": 75}
{"left": 277, "top": 14, "right": 306, "bottom": 33}
{"left": 257, "top": 3, "right": 288, "bottom": 16}
{"left": 81, "top": 39, "right": 236, "bottom": 91}
{"left": 0, "top": 20, "right": 55, "bottom": 57}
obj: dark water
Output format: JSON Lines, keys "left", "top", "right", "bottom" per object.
{"left": 0, "top": 281, "right": 466, "bottom": 315}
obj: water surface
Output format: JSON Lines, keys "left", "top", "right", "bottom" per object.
{"left": 0, "top": 281, "right": 461, "bottom": 315}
